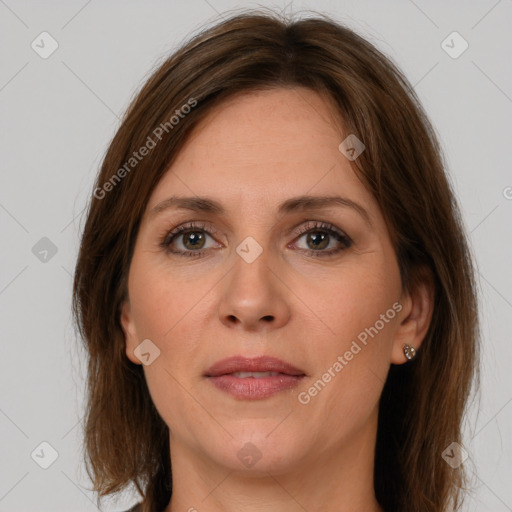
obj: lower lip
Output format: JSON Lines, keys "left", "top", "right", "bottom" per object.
{"left": 207, "top": 374, "right": 304, "bottom": 399}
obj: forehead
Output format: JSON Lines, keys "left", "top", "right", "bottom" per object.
{"left": 146, "top": 87, "right": 374, "bottom": 217}
{"left": 174, "top": 87, "right": 344, "bottom": 168}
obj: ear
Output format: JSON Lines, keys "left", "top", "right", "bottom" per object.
{"left": 120, "top": 299, "right": 142, "bottom": 365}
{"left": 391, "top": 266, "right": 435, "bottom": 365}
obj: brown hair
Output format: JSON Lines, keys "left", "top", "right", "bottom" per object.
{"left": 72, "top": 9, "right": 480, "bottom": 512}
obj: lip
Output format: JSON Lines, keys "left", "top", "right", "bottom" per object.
{"left": 204, "top": 355, "right": 306, "bottom": 400}
{"left": 204, "top": 355, "right": 305, "bottom": 377}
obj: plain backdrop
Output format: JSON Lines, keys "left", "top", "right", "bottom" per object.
{"left": 0, "top": 1, "right": 511, "bottom": 511}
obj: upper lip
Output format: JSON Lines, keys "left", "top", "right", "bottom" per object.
{"left": 204, "top": 356, "right": 306, "bottom": 377}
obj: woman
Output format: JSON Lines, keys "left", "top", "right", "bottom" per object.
{"left": 72, "top": 9, "right": 480, "bottom": 512}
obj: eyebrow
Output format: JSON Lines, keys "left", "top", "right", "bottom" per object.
{"left": 148, "top": 194, "right": 373, "bottom": 227}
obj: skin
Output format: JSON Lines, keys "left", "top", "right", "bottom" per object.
{"left": 121, "top": 87, "right": 434, "bottom": 512}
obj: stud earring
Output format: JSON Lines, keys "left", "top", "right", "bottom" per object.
{"left": 403, "top": 344, "right": 417, "bottom": 361}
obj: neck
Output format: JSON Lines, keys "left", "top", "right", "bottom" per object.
{"left": 164, "top": 407, "right": 384, "bottom": 512}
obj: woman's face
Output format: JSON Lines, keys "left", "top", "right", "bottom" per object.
{"left": 121, "top": 87, "right": 415, "bottom": 476}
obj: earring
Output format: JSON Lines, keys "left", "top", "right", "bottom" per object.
{"left": 403, "top": 344, "right": 417, "bottom": 361}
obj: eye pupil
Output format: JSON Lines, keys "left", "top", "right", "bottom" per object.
{"left": 307, "top": 232, "right": 328, "bottom": 250}
{"left": 184, "top": 232, "right": 205, "bottom": 250}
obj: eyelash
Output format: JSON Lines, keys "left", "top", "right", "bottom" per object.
{"left": 159, "top": 221, "right": 353, "bottom": 258}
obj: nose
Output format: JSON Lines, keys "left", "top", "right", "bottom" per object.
{"left": 217, "top": 245, "right": 291, "bottom": 333}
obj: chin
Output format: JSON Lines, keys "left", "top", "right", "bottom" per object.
{"left": 206, "top": 428, "right": 306, "bottom": 475}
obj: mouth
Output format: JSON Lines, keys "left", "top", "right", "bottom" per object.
{"left": 204, "top": 355, "right": 306, "bottom": 400}
{"left": 227, "top": 371, "right": 288, "bottom": 378}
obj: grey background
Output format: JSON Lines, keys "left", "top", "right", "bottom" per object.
{"left": 0, "top": 0, "right": 511, "bottom": 510}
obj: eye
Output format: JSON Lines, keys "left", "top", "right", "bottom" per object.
{"left": 291, "top": 221, "right": 352, "bottom": 257}
{"left": 160, "top": 222, "right": 220, "bottom": 257}
{"left": 160, "top": 220, "right": 352, "bottom": 258}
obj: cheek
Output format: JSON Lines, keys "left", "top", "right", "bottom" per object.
{"left": 306, "top": 252, "right": 401, "bottom": 393}
{"left": 129, "top": 252, "right": 208, "bottom": 339}
{"left": 128, "top": 254, "right": 219, "bottom": 384}
{"left": 295, "top": 265, "right": 400, "bottom": 440}
{"left": 321, "top": 255, "right": 400, "bottom": 337}
{"left": 128, "top": 261, "right": 211, "bottom": 431}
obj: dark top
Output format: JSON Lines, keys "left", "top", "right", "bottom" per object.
{"left": 124, "top": 504, "right": 142, "bottom": 512}
{"left": 124, "top": 500, "right": 166, "bottom": 511}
